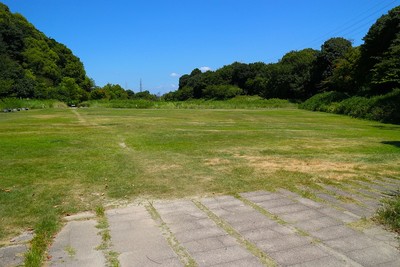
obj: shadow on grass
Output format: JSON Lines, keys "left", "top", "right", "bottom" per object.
{"left": 381, "top": 141, "right": 400, "bottom": 148}
{"left": 373, "top": 125, "right": 400, "bottom": 130}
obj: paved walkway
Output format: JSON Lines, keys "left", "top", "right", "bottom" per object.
{"left": 2, "top": 178, "right": 400, "bottom": 266}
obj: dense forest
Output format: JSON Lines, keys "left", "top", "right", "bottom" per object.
{"left": 0, "top": 3, "right": 399, "bottom": 122}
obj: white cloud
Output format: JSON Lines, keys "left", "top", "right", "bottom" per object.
{"left": 200, "top": 66, "right": 212, "bottom": 72}
{"left": 170, "top": 72, "right": 179, "bottom": 77}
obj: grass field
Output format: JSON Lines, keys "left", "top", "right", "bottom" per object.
{"left": 1, "top": 107, "right": 400, "bottom": 246}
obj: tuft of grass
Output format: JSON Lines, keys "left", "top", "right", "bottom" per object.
{"left": 24, "top": 213, "right": 59, "bottom": 267}
{"left": 376, "top": 191, "right": 400, "bottom": 234}
{"left": 65, "top": 245, "right": 76, "bottom": 258}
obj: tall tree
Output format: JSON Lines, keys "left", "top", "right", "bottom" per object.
{"left": 310, "top": 37, "right": 352, "bottom": 93}
{"left": 358, "top": 6, "right": 400, "bottom": 94}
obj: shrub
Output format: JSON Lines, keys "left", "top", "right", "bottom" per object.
{"left": 299, "top": 91, "right": 348, "bottom": 111}
{"left": 0, "top": 98, "right": 66, "bottom": 109}
{"left": 300, "top": 89, "right": 400, "bottom": 124}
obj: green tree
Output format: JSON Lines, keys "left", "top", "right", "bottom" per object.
{"left": 52, "top": 77, "right": 87, "bottom": 104}
{"left": 102, "top": 83, "right": 128, "bottom": 99}
{"left": 370, "top": 34, "right": 400, "bottom": 92}
{"left": 203, "top": 85, "right": 243, "bottom": 100}
{"left": 358, "top": 6, "right": 400, "bottom": 93}
{"left": 310, "top": 37, "right": 352, "bottom": 93}
{"left": 326, "top": 47, "right": 361, "bottom": 94}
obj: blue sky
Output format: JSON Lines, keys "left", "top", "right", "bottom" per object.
{"left": 2, "top": 0, "right": 399, "bottom": 94}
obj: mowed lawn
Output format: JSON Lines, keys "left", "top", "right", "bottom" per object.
{"left": 1, "top": 107, "right": 400, "bottom": 243}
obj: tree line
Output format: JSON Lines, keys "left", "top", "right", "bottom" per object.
{"left": 0, "top": 2, "right": 399, "bottom": 122}
{"left": 165, "top": 6, "right": 399, "bottom": 104}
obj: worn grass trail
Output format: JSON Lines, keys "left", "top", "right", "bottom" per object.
{"left": 0, "top": 107, "right": 399, "bottom": 246}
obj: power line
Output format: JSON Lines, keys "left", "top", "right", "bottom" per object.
{"left": 297, "top": 0, "right": 399, "bottom": 49}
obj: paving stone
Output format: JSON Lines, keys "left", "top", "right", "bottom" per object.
{"left": 346, "top": 245, "right": 400, "bottom": 267}
{"left": 357, "top": 181, "right": 391, "bottom": 192}
{"left": 256, "top": 235, "right": 311, "bottom": 253}
{"left": 323, "top": 235, "right": 376, "bottom": 253}
{"left": 241, "top": 228, "right": 282, "bottom": 241}
{"left": 211, "top": 256, "right": 264, "bottom": 267}
{"left": 293, "top": 196, "right": 324, "bottom": 209}
{"left": 64, "top": 211, "right": 96, "bottom": 221}
{"left": 168, "top": 218, "right": 216, "bottom": 234}
{"left": 254, "top": 197, "right": 295, "bottom": 209}
{"left": 322, "top": 185, "right": 356, "bottom": 198}
{"left": 48, "top": 220, "right": 105, "bottom": 267}
{"left": 289, "top": 256, "right": 349, "bottom": 267}
{"left": 174, "top": 227, "right": 226, "bottom": 243}
{"left": 309, "top": 225, "right": 358, "bottom": 241}
{"left": 46, "top": 189, "right": 400, "bottom": 267}
{"left": 107, "top": 205, "right": 182, "bottom": 267}
{"left": 192, "top": 246, "right": 263, "bottom": 267}
{"left": 182, "top": 237, "right": 229, "bottom": 253}
{"left": 316, "top": 193, "right": 372, "bottom": 218}
{"left": 363, "top": 226, "right": 400, "bottom": 248}
{"left": 232, "top": 217, "right": 276, "bottom": 232}
{"left": 118, "top": 253, "right": 181, "bottom": 267}
{"left": 9, "top": 230, "right": 34, "bottom": 244}
{"left": 267, "top": 203, "right": 310, "bottom": 215}
{"left": 0, "top": 244, "right": 27, "bottom": 267}
{"left": 318, "top": 207, "right": 360, "bottom": 223}
{"left": 350, "top": 187, "right": 383, "bottom": 199}
{"left": 202, "top": 196, "right": 325, "bottom": 266}
{"left": 377, "top": 259, "right": 400, "bottom": 267}
{"left": 338, "top": 203, "right": 373, "bottom": 218}
{"left": 157, "top": 200, "right": 260, "bottom": 266}
{"left": 277, "top": 188, "right": 301, "bottom": 198}
{"left": 294, "top": 216, "right": 342, "bottom": 232}
{"left": 269, "top": 244, "right": 328, "bottom": 266}
{"left": 240, "top": 191, "right": 283, "bottom": 202}
{"left": 279, "top": 209, "right": 324, "bottom": 223}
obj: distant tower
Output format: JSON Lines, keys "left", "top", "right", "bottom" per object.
{"left": 140, "top": 79, "right": 143, "bottom": 92}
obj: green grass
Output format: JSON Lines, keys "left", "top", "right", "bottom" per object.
{"left": 377, "top": 191, "right": 400, "bottom": 233}
{"left": 1, "top": 107, "right": 400, "bottom": 255}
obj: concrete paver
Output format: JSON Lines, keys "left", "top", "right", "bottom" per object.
{"left": 41, "top": 181, "right": 400, "bottom": 267}
{"left": 48, "top": 219, "right": 105, "bottom": 267}
{"left": 204, "top": 196, "right": 332, "bottom": 266}
{"left": 155, "top": 200, "right": 263, "bottom": 267}
{"left": 107, "top": 205, "right": 182, "bottom": 267}
{"left": 0, "top": 244, "right": 27, "bottom": 267}
{"left": 244, "top": 190, "right": 400, "bottom": 267}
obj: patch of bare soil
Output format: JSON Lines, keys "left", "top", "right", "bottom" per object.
{"left": 235, "top": 154, "right": 365, "bottom": 180}
{"left": 204, "top": 158, "right": 231, "bottom": 166}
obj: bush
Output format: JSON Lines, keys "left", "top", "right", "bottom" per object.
{"left": 299, "top": 91, "right": 348, "bottom": 111}
{"left": 0, "top": 98, "right": 66, "bottom": 109}
{"left": 300, "top": 89, "right": 400, "bottom": 124}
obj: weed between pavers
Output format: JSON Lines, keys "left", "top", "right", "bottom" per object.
{"left": 146, "top": 202, "right": 197, "bottom": 267}
{"left": 236, "top": 195, "right": 316, "bottom": 241}
{"left": 64, "top": 245, "right": 76, "bottom": 258}
{"left": 347, "top": 217, "right": 374, "bottom": 231}
{"left": 192, "top": 199, "right": 277, "bottom": 267}
{"left": 95, "top": 205, "right": 120, "bottom": 267}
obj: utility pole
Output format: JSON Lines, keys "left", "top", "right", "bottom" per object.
{"left": 140, "top": 79, "right": 143, "bottom": 92}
